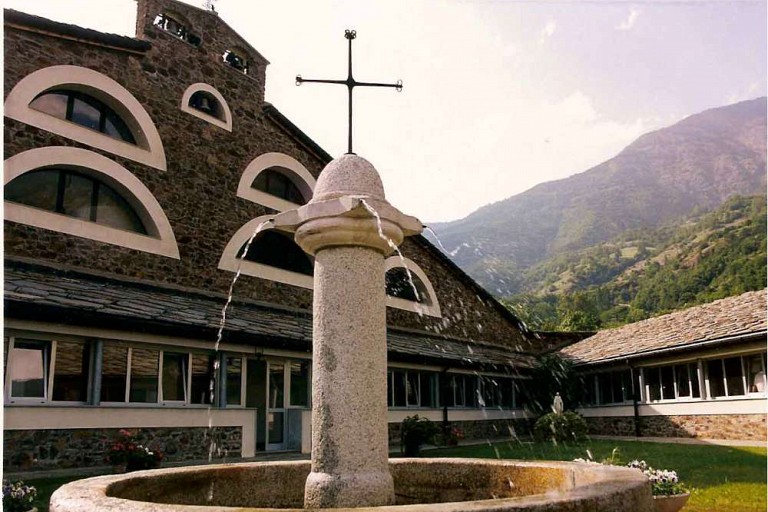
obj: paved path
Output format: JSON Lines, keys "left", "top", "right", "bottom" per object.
{"left": 589, "top": 434, "right": 766, "bottom": 448}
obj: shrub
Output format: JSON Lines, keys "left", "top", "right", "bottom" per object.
{"left": 400, "top": 415, "right": 439, "bottom": 456}
{"left": 533, "top": 411, "right": 587, "bottom": 443}
{"left": 3, "top": 480, "right": 37, "bottom": 512}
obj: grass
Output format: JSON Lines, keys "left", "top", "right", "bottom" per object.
{"left": 428, "top": 439, "right": 767, "bottom": 512}
{"left": 17, "top": 439, "right": 766, "bottom": 511}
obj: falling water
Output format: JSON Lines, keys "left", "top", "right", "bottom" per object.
{"left": 205, "top": 217, "right": 274, "bottom": 500}
{"left": 360, "top": 199, "right": 423, "bottom": 308}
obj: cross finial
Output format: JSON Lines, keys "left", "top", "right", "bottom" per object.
{"left": 296, "top": 29, "right": 403, "bottom": 155}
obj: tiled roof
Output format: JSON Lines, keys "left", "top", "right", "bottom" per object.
{"left": 561, "top": 289, "right": 767, "bottom": 365}
{"left": 4, "top": 262, "right": 533, "bottom": 370}
{"left": 5, "top": 9, "right": 151, "bottom": 53}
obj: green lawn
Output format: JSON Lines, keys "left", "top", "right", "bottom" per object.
{"left": 19, "top": 439, "right": 767, "bottom": 512}
{"left": 428, "top": 439, "right": 767, "bottom": 512}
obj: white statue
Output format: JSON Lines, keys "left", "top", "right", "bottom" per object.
{"left": 553, "top": 392, "right": 564, "bottom": 415}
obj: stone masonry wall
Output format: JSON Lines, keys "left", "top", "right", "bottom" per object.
{"left": 3, "top": 426, "right": 241, "bottom": 472}
{"left": 388, "top": 418, "right": 533, "bottom": 445}
{"left": 3, "top": 1, "right": 528, "bottom": 348}
{"left": 586, "top": 414, "right": 766, "bottom": 441}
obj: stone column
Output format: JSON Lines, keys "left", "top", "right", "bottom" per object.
{"left": 277, "top": 154, "right": 421, "bottom": 508}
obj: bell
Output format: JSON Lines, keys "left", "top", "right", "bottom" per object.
{"left": 199, "top": 96, "right": 212, "bottom": 112}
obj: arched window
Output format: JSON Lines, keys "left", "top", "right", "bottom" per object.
{"left": 386, "top": 267, "right": 427, "bottom": 303}
{"left": 223, "top": 50, "right": 249, "bottom": 74}
{"left": 239, "top": 231, "right": 313, "bottom": 276}
{"left": 218, "top": 216, "right": 313, "bottom": 289}
{"left": 253, "top": 168, "right": 307, "bottom": 205}
{"left": 4, "top": 147, "right": 179, "bottom": 258}
{"left": 238, "top": 153, "right": 316, "bottom": 211}
{"left": 30, "top": 90, "right": 136, "bottom": 144}
{"left": 384, "top": 257, "right": 442, "bottom": 317}
{"left": 180, "top": 83, "right": 232, "bottom": 131}
{"left": 153, "top": 12, "right": 201, "bottom": 46}
{"left": 4, "top": 66, "right": 167, "bottom": 171}
{"left": 5, "top": 168, "right": 146, "bottom": 233}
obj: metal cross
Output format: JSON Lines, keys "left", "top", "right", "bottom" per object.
{"left": 296, "top": 29, "right": 403, "bottom": 155}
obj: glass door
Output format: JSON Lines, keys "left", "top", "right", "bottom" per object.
{"left": 266, "top": 361, "right": 286, "bottom": 450}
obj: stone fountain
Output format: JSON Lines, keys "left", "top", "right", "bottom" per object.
{"left": 50, "top": 155, "right": 654, "bottom": 511}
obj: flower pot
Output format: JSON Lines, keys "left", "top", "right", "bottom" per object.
{"left": 653, "top": 492, "right": 690, "bottom": 512}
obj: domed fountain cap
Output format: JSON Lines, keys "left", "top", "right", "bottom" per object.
{"left": 312, "top": 154, "right": 386, "bottom": 202}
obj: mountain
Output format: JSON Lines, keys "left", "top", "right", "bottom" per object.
{"left": 430, "top": 98, "right": 767, "bottom": 296}
{"left": 503, "top": 195, "right": 767, "bottom": 330}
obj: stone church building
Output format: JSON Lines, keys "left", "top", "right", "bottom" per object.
{"left": 3, "top": 0, "right": 536, "bottom": 471}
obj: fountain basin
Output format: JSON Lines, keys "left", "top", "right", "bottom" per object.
{"left": 50, "top": 458, "right": 654, "bottom": 511}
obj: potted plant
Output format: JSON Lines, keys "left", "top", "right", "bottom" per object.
{"left": 436, "top": 426, "right": 465, "bottom": 446}
{"left": 627, "top": 460, "right": 690, "bottom": 512}
{"left": 400, "top": 415, "right": 438, "bottom": 456}
{"left": 3, "top": 480, "right": 37, "bottom": 512}
{"left": 107, "top": 429, "right": 164, "bottom": 472}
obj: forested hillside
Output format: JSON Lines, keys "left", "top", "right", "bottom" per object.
{"left": 430, "top": 98, "right": 767, "bottom": 296}
{"left": 503, "top": 195, "right": 767, "bottom": 330}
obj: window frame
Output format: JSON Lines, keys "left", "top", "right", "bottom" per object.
{"left": 4, "top": 147, "right": 180, "bottom": 259}
{"left": 180, "top": 83, "right": 232, "bottom": 131}
{"left": 4, "top": 65, "right": 167, "bottom": 171}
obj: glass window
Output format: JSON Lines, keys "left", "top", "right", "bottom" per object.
{"left": 675, "top": 364, "right": 691, "bottom": 398}
{"left": 70, "top": 96, "right": 101, "bottom": 131}
{"left": 3, "top": 167, "right": 59, "bottom": 211}
{"left": 499, "top": 378, "right": 515, "bottom": 408}
{"left": 723, "top": 357, "right": 745, "bottom": 396}
{"left": 268, "top": 362, "right": 284, "bottom": 409}
{"left": 707, "top": 359, "right": 726, "bottom": 398}
{"left": 52, "top": 340, "right": 89, "bottom": 402}
{"left": 597, "top": 373, "right": 612, "bottom": 404}
{"left": 387, "top": 370, "right": 393, "bottom": 407}
{"left": 29, "top": 90, "right": 136, "bottom": 143}
{"left": 452, "top": 375, "right": 466, "bottom": 407}
{"left": 5, "top": 169, "right": 148, "bottom": 234}
{"left": 61, "top": 172, "right": 95, "bottom": 221}
{"left": 385, "top": 268, "right": 427, "bottom": 303}
{"left": 611, "top": 372, "right": 625, "bottom": 403}
{"left": 746, "top": 354, "right": 766, "bottom": 393}
{"left": 101, "top": 343, "right": 128, "bottom": 402}
{"left": 584, "top": 375, "right": 597, "bottom": 405}
{"left": 289, "top": 361, "right": 310, "bottom": 407}
{"left": 393, "top": 371, "right": 407, "bottom": 407}
{"left": 162, "top": 352, "right": 187, "bottom": 402}
{"left": 690, "top": 363, "right": 701, "bottom": 398}
{"left": 646, "top": 368, "right": 661, "bottom": 402}
{"left": 660, "top": 366, "right": 675, "bottom": 400}
{"left": 253, "top": 169, "right": 306, "bottom": 205}
{"left": 129, "top": 347, "right": 159, "bottom": 403}
{"left": 95, "top": 183, "right": 146, "bottom": 232}
{"left": 406, "top": 372, "right": 419, "bottom": 406}
{"left": 620, "top": 370, "right": 633, "bottom": 402}
{"left": 420, "top": 373, "right": 436, "bottom": 408}
{"left": 226, "top": 357, "right": 243, "bottom": 405}
{"left": 29, "top": 91, "right": 68, "bottom": 118}
{"left": 8, "top": 340, "right": 49, "bottom": 399}
{"left": 240, "top": 231, "right": 313, "bottom": 275}
{"left": 190, "top": 353, "right": 214, "bottom": 405}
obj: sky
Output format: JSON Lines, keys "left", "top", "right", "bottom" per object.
{"left": 3, "top": 0, "right": 766, "bottom": 223}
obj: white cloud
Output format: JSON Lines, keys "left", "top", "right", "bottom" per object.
{"left": 615, "top": 7, "right": 641, "bottom": 31}
{"left": 540, "top": 20, "right": 557, "bottom": 39}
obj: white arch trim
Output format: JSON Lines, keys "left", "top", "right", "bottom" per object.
{"left": 180, "top": 83, "right": 233, "bottom": 132}
{"left": 4, "top": 147, "right": 179, "bottom": 259}
{"left": 218, "top": 216, "right": 314, "bottom": 289}
{"left": 237, "top": 153, "right": 316, "bottom": 211}
{"left": 385, "top": 257, "right": 442, "bottom": 317}
{"left": 4, "top": 65, "right": 167, "bottom": 171}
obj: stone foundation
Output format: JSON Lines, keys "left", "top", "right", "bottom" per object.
{"left": 3, "top": 426, "right": 242, "bottom": 472}
{"left": 388, "top": 418, "right": 533, "bottom": 445}
{"left": 585, "top": 414, "right": 766, "bottom": 441}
